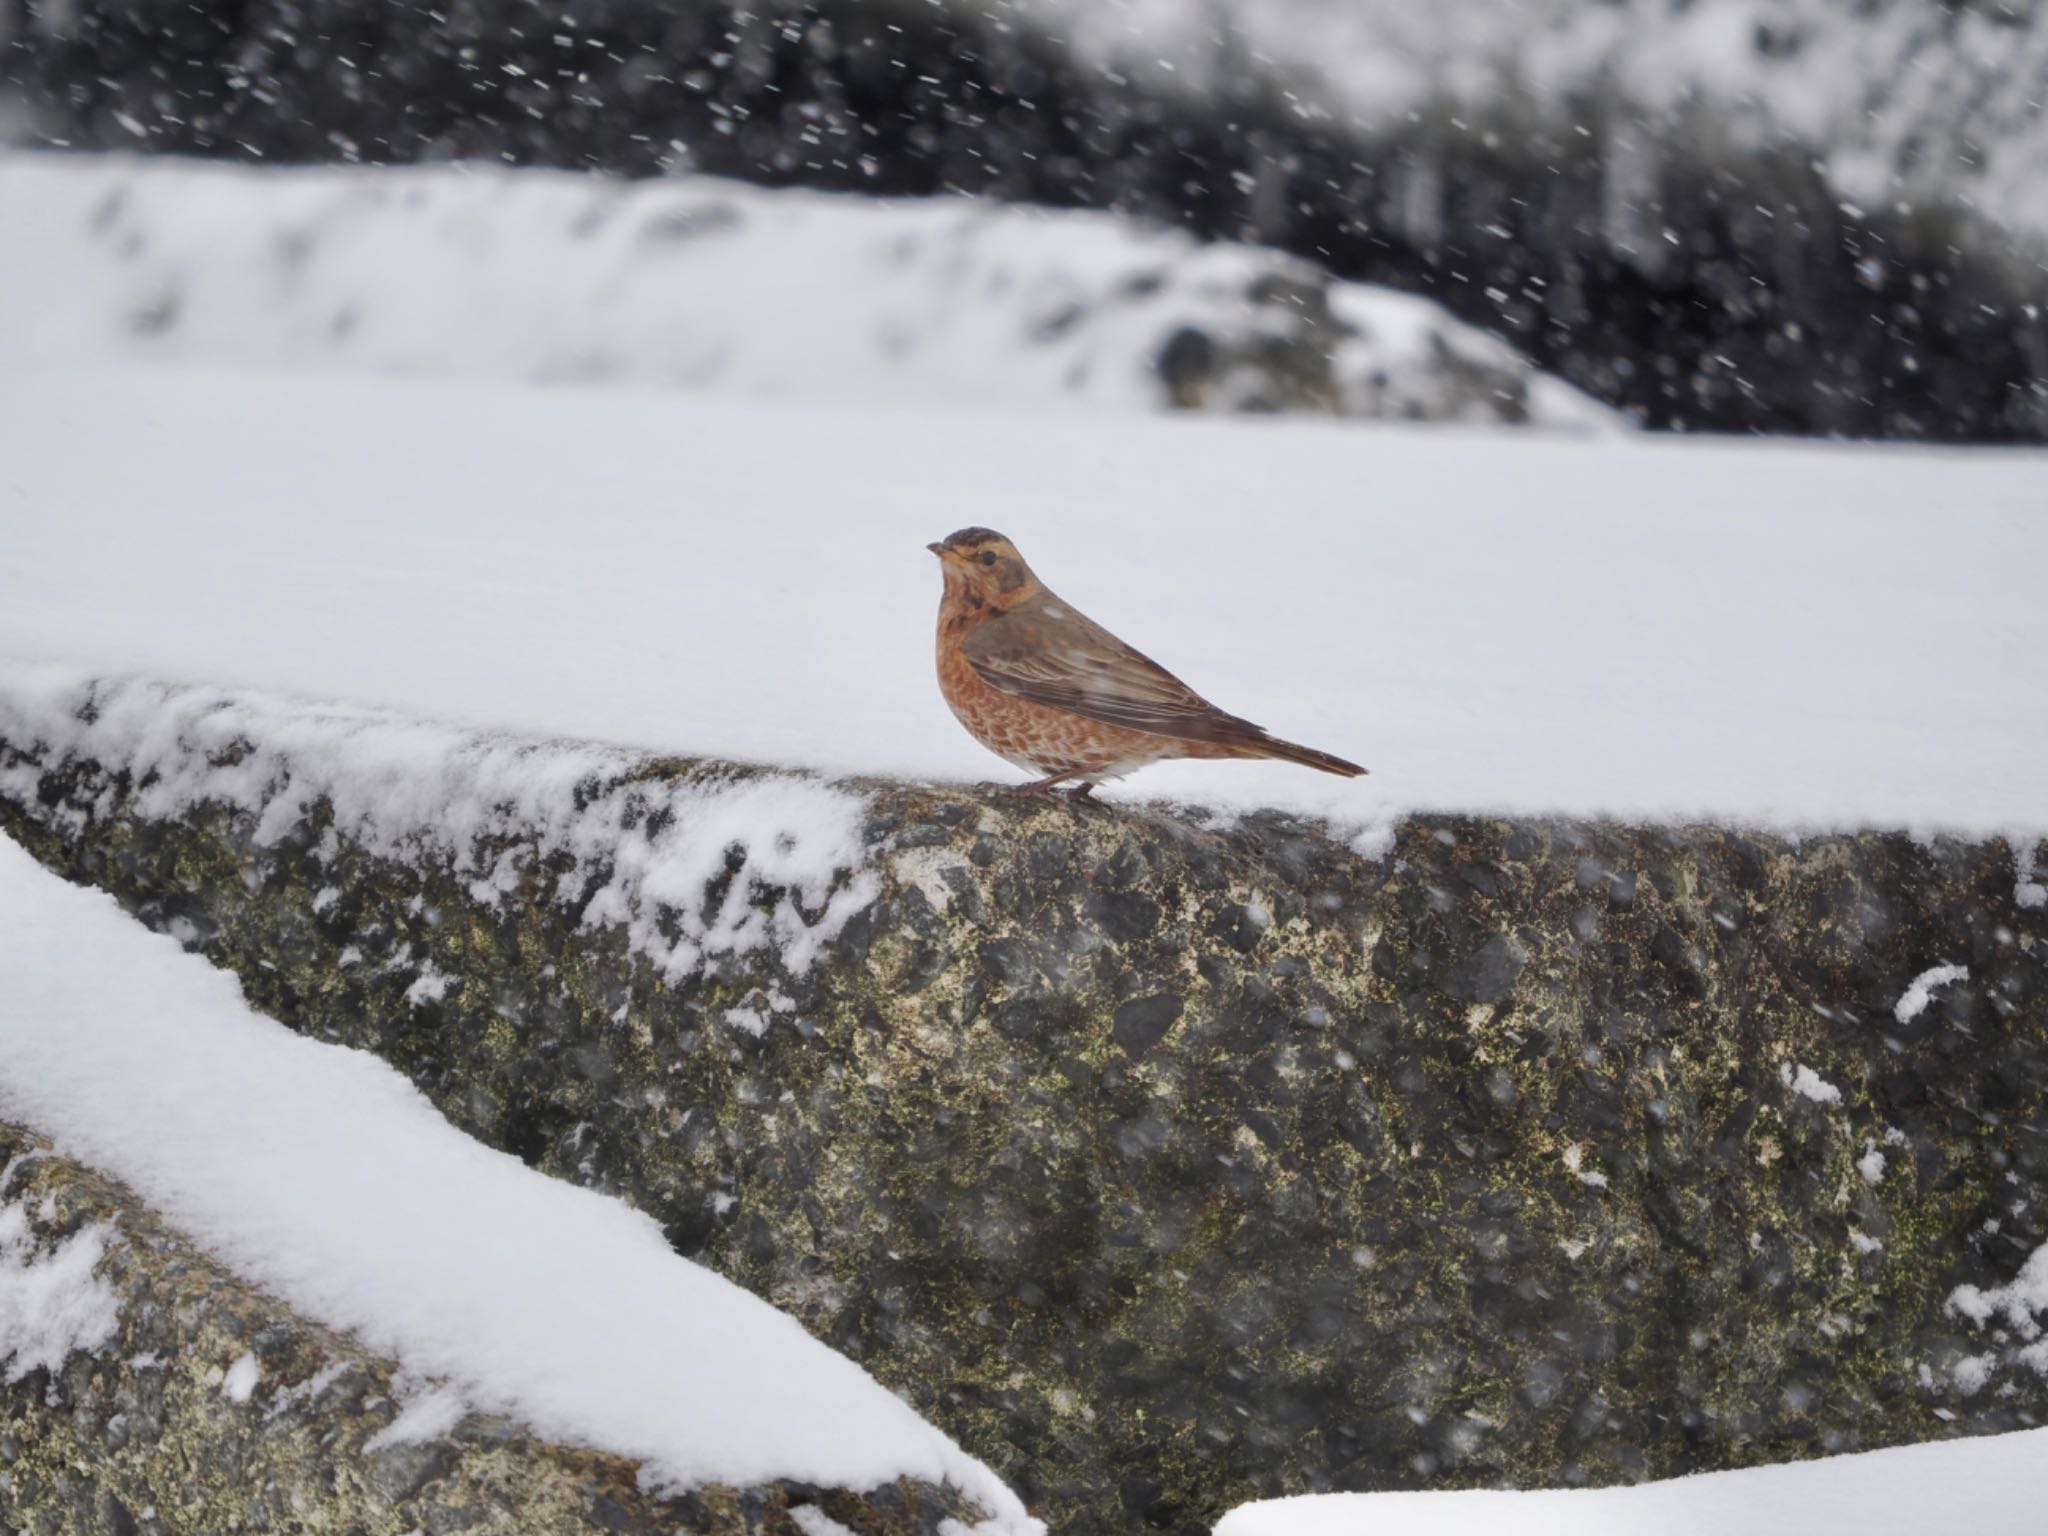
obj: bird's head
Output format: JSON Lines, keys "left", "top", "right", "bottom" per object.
{"left": 927, "top": 527, "right": 1039, "bottom": 610}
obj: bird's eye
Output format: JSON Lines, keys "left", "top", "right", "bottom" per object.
{"left": 979, "top": 551, "right": 998, "bottom": 567}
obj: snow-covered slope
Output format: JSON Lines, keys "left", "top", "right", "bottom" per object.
{"left": 0, "top": 153, "right": 1609, "bottom": 428}
{"left": 0, "top": 363, "right": 2041, "bottom": 841}
{"left": 1028, "top": 0, "right": 2048, "bottom": 245}
{"left": 0, "top": 831, "right": 1034, "bottom": 1527}
{"left": 1216, "top": 1424, "right": 2048, "bottom": 1536}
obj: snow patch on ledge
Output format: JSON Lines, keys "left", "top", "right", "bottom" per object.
{"left": 1781, "top": 1064, "right": 1843, "bottom": 1106}
{"left": 1894, "top": 964, "right": 1969, "bottom": 1025}
{"left": 1947, "top": 1241, "right": 2048, "bottom": 1400}
{"left": 2017, "top": 840, "right": 2047, "bottom": 912}
{"left": 0, "top": 664, "right": 878, "bottom": 984}
{"left": 1215, "top": 1421, "right": 2048, "bottom": 1536}
{"left": 0, "top": 1191, "right": 122, "bottom": 1384}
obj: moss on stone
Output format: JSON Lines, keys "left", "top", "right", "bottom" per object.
{"left": 4, "top": 722, "right": 2046, "bottom": 1535}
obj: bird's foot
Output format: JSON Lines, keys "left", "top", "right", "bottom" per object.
{"left": 1016, "top": 771, "right": 1080, "bottom": 794}
{"left": 1013, "top": 771, "right": 1102, "bottom": 803}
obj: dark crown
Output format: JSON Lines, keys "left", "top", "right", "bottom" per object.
{"left": 940, "top": 526, "right": 1006, "bottom": 550}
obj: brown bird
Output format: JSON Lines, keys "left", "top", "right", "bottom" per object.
{"left": 928, "top": 527, "right": 1366, "bottom": 796}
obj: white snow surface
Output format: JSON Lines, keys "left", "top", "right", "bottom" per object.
{"left": 0, "top": 669, "right": 877, "bottom": 985}
{"left": 1, "top": 363, "right": 2043, "bottom": 845}
{"left": 1782, "top": 1064, "right": 1843, "bottom": 1106}
{"left": 0, "top": 152, "right": 1609, "bottom": 429}
{"left": 0, "top": 1183, "right": 122, "bottom": 1385}
{"left": 0, "top": 833, "right": 1034, "bottom": 1526}
{"left": 1214, "top": 1425, "right": 2048, "bottom": 1536}
{"left": 1894, "top": 964, "right": 1970, "bottom": 1025}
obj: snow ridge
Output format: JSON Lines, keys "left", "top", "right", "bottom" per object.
{"left": 0, "top": 834, "right": 1035, "bottom": 1525}
{"left": 0, "top": 664, "right": 878, "bottom": 984}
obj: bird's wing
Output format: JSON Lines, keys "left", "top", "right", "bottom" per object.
{"left": 962, "top": 593, "right": 1261, "bottom": 744}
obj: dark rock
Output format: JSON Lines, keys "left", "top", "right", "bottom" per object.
{"left": 1444, "top": 933, "right": 1529, "bottom": 1005}
{"left": 1111, "top": 995, "right": 1184, "bottom": 1058}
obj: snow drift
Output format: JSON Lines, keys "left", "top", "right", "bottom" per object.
{"left": 0, "top": 152, "right": 1609, "bottom": 428}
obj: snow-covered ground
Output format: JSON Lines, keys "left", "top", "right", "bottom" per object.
{"left": 1216, "top": 1424, "right": 2048, "bottom": 1536}
{"left": 1, "top": 363, "right": 2042, "bottom": 845}
{"left": 1026, "top": 0, "right": 2048, "bottom": 245}
{"left": 0, "top": 153, "right": 1608, "bottom": 428}
{"left": 0, "top": 832, "right": 1034, "bottom": 1526}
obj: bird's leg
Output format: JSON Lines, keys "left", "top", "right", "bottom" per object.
{"left": 1017, "top": 767, "right": 1088, "bottom": 794}
{"left": 1064, "top": 781, "right": 1099, "bottom": 802}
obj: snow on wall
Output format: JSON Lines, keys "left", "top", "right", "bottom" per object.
{"left": 0, "top": 363, "right": 2043, "bottom": 840}
{"left": 1894, "top": 964, "right": 1969, "bottom": 1025}
{"left": 0, "top": 665, "right": 878, "bottom": 985}
{"left": 1949, "top": 1242, "right": 2048, "bottom": 1386}
{"left": 0, "top": 151, "right": 1610, "bottom": 429}
{"left": 0, "top": 832, "right": 1035, "bottom": 1525}
{"left": 0, "top": 1181, "right": 122, "bottom": 1385}
{"left": 1213, "top": 1420, "right": 2048, "bottom": 1536}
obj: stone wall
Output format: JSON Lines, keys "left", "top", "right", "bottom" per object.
{"left": 4, "top": 684, "right": 2045, "bottom": 1534}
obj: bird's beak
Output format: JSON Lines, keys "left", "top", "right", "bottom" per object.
{"left": 926, "top": 541, "right": 946, "bottom": 556}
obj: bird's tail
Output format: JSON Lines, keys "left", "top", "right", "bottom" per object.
{"left": 1247, "top": 733, "right": 1368, "bottom": 778}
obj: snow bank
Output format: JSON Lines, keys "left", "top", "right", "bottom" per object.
{"left": 1, "top": 362, "right": 2043, "bottom": 843}
{"left": 1214, "top": 1424, "right": 2048, "bottom": 1536}
{"left": 0, "top": 152, "right": 1608, "bottom": 429}
{"left": 0, "top": 832, "right": 1033, "bottom": 1525}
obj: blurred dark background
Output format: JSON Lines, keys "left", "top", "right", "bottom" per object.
{"left": 7, "top": 0, "right": 2046, "bottom": 442}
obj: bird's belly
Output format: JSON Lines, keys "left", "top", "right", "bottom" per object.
{"left": 937, "top": 642, "right": 1187, "bottom": 776}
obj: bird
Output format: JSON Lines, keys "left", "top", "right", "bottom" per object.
{"left": 928, "top": 527, "right": 1366, "bottom": 797}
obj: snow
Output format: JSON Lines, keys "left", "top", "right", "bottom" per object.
{"left": 790, "top": 1509, "right": 860, "bottom": 1536}
{"left": 1214, "top": 1426, "right": 2048, "bottom": 1536}
{"left": 1894, "top": 964, "right": 1969, "bottom": 1025}
{"left": 0, "top": 833, "right": 1034, "bottom": 1527}
{"left": 1948, "top": 1240, "right": 2048, "bottom": 1393}
{"left": 1857, "top": 1143, "right": 1888, "bottom": 1186}
{"left": 1950, "top": 1243, "right": 2048, "bottom": 1344}
{"left": 2017, "top": 843, "right": 2047, "bottom": 910}
{"left": 1, "top": 363, "right": 2044, "bottom": 844}
{"left": 0, "top": 152, "right": 1609, "bottom": 430}
{"left": 221, "top": 1350, "right": 261, "bottom": 1403}
{"left": 1782, "top": 1065, "right": 1844, "bottom": 1106}
{"left": 0, "top": 669, "right": 877, "bottom": 986}
{"left": 0, "top": 1184, "right": 122, "bottom": 1385}
{"left": 364, "top": 1382, "right": 469, "bottom": 1451}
